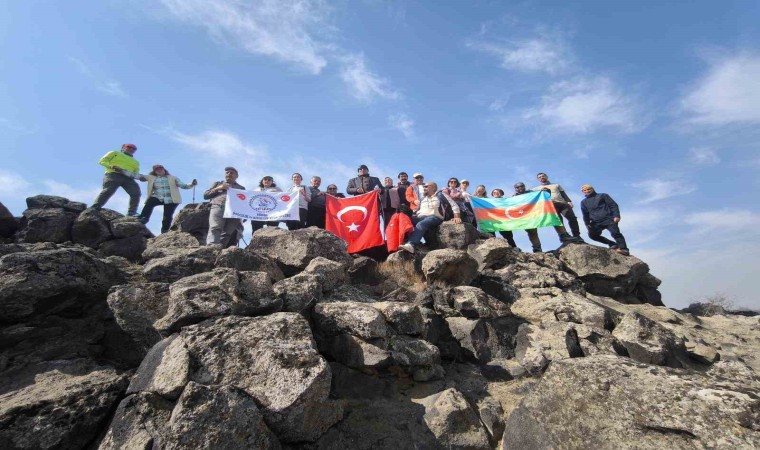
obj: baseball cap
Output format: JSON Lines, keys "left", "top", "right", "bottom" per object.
{"left": 358, "top": 164, "right": 369, "bottom": 171}
{"left": 413, "top": 172, "right": 423, "bottom": 178}
{"left": 224, "top": 166, "right": 238, "bottom": 175}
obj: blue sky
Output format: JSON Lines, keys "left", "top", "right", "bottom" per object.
{"left": 1, "top": 1, "right": 759, "bottom": 309}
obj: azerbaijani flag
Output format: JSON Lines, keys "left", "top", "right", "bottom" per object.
{"left": 470, "top": 191, "right": 562, "bottom": 231}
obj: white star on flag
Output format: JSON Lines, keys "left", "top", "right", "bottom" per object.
{"left": 346, "top": 222, "right": 360, "bottom": 232}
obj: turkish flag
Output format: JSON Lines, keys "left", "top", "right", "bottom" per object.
{"left": 326, "top": 191, "right": 385, "bottom": 253}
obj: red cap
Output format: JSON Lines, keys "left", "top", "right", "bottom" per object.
{"left": 122, "top": 143, "right": 137, "bottom": 151}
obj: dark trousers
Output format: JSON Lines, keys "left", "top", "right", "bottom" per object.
{"left": 498, "top": 228, "right": 542, "bottom": 252}
{"left": 382, "top": 208, "right": 395, "bottom": 227}
{"left": 93, "top": 172, "right": 141, "bottom": 213}
{"left": 554, "top": 202, "right": 581, "bottom": 237}
{"left": 139, "top": 197, "right": 179, "bottom": 233}
{"left": 307, "top": 205, "right": 326, "bottom": 229}
{"left": 588, "top": 221, "right": 628, "bottom": 250}
{"left": 287, "top": 208, "right": 309, "bottom": 230}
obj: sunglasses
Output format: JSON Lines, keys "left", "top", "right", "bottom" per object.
{"left": 328, "top": 187, "right": 337, "bottom": 190}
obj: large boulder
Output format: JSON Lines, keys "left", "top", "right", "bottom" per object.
{"left": 169, "top": 203, "right": 211, "bottom": 244}
{"left": 421, "top": 249, "right": 479, "bottom": 286}
{"left": 215, "top": 246, "right": 285, "bottom": 282}
{"left": 0, "top": 359, "right": 129, "bottom": 450}
{"left": 248, "top": 227, "right": 353, "bottom": 276}
{"left": 612, "top": 312, "right": 690, "bottom": 368}
{"left": 514, "top": 322, "right": 586, "bottom": 375}
{"left": 559, "top": 244, "right": 651, "bottom": 297}
{"left": 446, "top": 316, "right": 524, "bottom": 364}
{"left": 510, "top": 291, "right": 616, "bottom": 330}
{"left": 107, "top": 282, "right": 170, "bottom": 352}
{"left": 0, "top": 247, "right": 123, "bottom": 323}
{"left": 485, "top": 252, "right": 583, "bottom": 299}
{"left": 155, "top": 268, "right": 280, "bottom": 334}
{"left": 142, "top": 246, "right": 220, "bottom": 283}
{"left": 467, "top": 238, "right": 517, "bottom": 271}
{"left": 143, "top": 231, "right": 201, "bottom": 259}
{"left": 312, "top": 302, "right": 392, "bottom": 340}
{"left": 420, "top": 388, "right": 491, "bottom": 450}
{"left": 97, "top": 233, "right": 148, "bottom": 262}
{"left": 71, "top": 208, "right": 113, "bottom": 248}
{"left": 18, "top": 207, "right": 78, "bottom": 244}
{"left": 435, "top": 222, "right": 481, "bottom": 250}
{"left": 0, "top": 201, "right": 19, "bottom": 238}
{"left": 273, "top": 273, "right": 323, "bottom": 313}
{"left": 434, "top": 286, "right": 512, "bottom": 319}
{"left": 503, "top": 355, "right": 760, "bottom": 449}
{"left": 303, "top": 256, "right": 348, "bottom": 291}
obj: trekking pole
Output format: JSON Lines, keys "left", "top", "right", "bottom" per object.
{"left": 192, "top": 185, "right": 196, "bottom": 204}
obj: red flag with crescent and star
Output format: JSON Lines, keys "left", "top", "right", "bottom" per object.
{"left": 326, "top": 191, "right": 384, "bottom": 253}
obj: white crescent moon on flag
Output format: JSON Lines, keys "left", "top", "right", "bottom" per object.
{"left": 336, "top": 206, "right": 368, "bottom": 223}
{"left": 505, "top": 207, "right": 526, "bottom": 220}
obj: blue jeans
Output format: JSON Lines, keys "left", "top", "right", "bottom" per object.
{"left": 407, "top": 216, "right": 443, "bottom": 246}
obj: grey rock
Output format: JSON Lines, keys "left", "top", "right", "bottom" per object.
{"left": 142, "top": 245, "right": 220, "bottom": 283}
{"left": 559, "top": 244, "right": 651, "bottom": 297}
{"left": 445, "top": 317, "right": 520, "bottom": 364}
{"left": 612, "top": 312, "right": 689, "bottom": 368}
{"left": 476, "top": 272, "right": 521, "bottom": 305}
{"left": 502, "top": 355, "right": 760, "bottom": 450}
{"left": 111, "top": 217, "right": 150, "bottom": 238}
{"left": 71, "top": 208, "right": 113, "bottom": 247}
{"left": 107, "top": 282, "right": 170, "bottom": 351}
{"left": 321, "top": 284, "right": 378, "bottom": 304}
{"left": 155, "top": 268, "right": 280, "bottom": 334}
{"left": 435, "top": 222, "right": 481, "bottom": 250}
{"left": 98, "top": 392, "right": 173, "bottom": 450}
{"left": 143, "top": 230, "right": 200, "bottom": 260}
{"left": 169, "top": 203, "right": 211, "bottom": 244}
{"left": 304, "top": 256, "right": 348, "bottom": 291}
{"left": 436, "top": 286, "right": 512, "bottom": 319}
{"left": 97, "top": 234, "right": 148, "bottom": 262}
{"left": 487, "top": 254, "right": 584, "bottom": 299}
{"left": 371, "top": 301, "right": 424, "bottom": 335}
{"left": 467, "top": 238, "right": 518, "bottom": 270}
{"left": 0, "top": 359, "right": 129, "bottom": 450}
{"left": 510, "top": 291, "right": 615, "bottom": 330}
{"left": 421, "top": 249, "right": 479, "bottom": 286}
{"left": 312, "top": 301, "right": 391, "bottom": 339}
{"left": 26, "top": 195, "right": 87, "bottom": 211}
{"left": 0, "top": 201, "right": 19, "bottom": 238}
{"left": 420, "top": 388, "right": 491, "bottom": 450}
{"left": 249, "top": 227, "right": 353, "bottom": 276}
{"left": 347, "top": 255, "right": 381, "bottom": 285}
{"left": 273, "top": 273, "right": 323, "bottom": 313}
{"left": 179, "top": 314, "right": 342, "bottom": 442}
{"left": 127, "top": 334, "right": 190, "bottom": 400}
{"left": 17, "top": 207, "right": 77, "bottom": 243}
{"left": 0, "top": 247, "right": 123, "bottom": 323}
{"left": 477, "top": 396, "right": 506, "bottom": 446}
{"left": 166, "top": 382, "right": 281, "bottom": 450}
{"left": 216, "top": 246, "right": 285, "bottom": 282}
{"left": 515, "top": 322, "right": 584, "bottom": 375}
{"left": 389, "top": 335, "right": 443, "bottom": 381}
{"left": 318, "top": 333, "right": 394, "bottom": 369}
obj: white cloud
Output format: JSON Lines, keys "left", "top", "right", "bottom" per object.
{"left": 69, "top": 57, "right": 126, "bottom": 97}
{"left": 340, "top": 54, "right": 400, "bottom": 102}
{"left": 680, "top": 52, "right": 760, "bottom": 125}
{"left": 469, "top": 36, "right": 574, "bottom": 75}
{"left": 388, "top": 113, "right": 414, "bottom": 138}
{"left": 688, "top": 147, "right": 720, "bottom": 165}
{"left": 0, "top": 169, "right": 32, "bottom": 198}
{"left": 684, "top": 209, "right": 760, "bottom": 235}
{"left": 159, "top": 0, "right": 331, "bottom": 74}
{"left": 168, "top": 129, "right": 268, "bottom": 160}
{"left": 523, "top": 76, "right": 647, "bottom": 134}
{"left": 630, "top": 178, "right": 697, "bottom": 204}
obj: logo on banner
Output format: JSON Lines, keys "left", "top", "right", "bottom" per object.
{"left": 249, "top": 194, "right": 278, "bottom": 213}
{"left": 236, "top": 193, "right": 247, "bottom": 201}
{"left": 280, "top": 195, "right": 291, "bottom": 201}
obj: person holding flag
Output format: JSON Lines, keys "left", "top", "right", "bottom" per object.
{"left": 580, "top": 184, "right": 629, "bottom": 255}
{"left": 532, "top": 172, "right": 583, "bottom": 239}
{"left": 325, "top": 190, "right": 384, "bottom": 254}
{"left": 287, "top": 173, "right": 311, "bottom": 230}
{"left": 250, "top": 176, "right": 283, "bottom": 235}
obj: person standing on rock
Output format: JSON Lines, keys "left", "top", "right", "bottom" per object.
{"left": 326, "top": 184, "right": 346, "bottom": 198}
{"left": 204, "top": 167, "right": 245, "bottom": 247}
{"left": 580, "top": 184, "right": 629, "bottom": 255}
{"left": 399, "top": 182, "right": 461, "bottom": 254}
{"left": 251, "top": 175, "right": 283, "bottom": 236}
{"left": 287, "top": 173, "right": 311, "bottom": 230}
{"left": 532, "top": 172, "right": 583, "bottom": 239}
{"left": 307, "top": 176, "right": 327, "bottom": 229}
{"left": 92, "top": 143, "right": 145, "bottom": 216}
{"left": 405, "top": 172, "right": 426, "bottom": 212}
{"left": 346, "top": 164, "right": 383, "bottom": 196}
{"left": 512, "top": 182, "right": 543, "bottom": 253}
{"left": 138, "top": 165, "right": 197, "bottom": 233}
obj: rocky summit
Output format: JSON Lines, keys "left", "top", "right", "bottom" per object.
{"left": 0, "top": 197, "right": 758, "bottom": 450}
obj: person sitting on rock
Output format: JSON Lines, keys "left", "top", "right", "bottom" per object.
{"left": 92, "top": 143, "right": 146, "bottom": 216}
{"left": 251, "top": 175, "right": 283, "bottom": 236}
{"left": 580, "top": 184, "right": 629, "bottom": 255}
{"left": 399, "top": 182, "right": 461, "bottom": 253}
{"left": 532, "top": 172, "right": 583, "bottom": 240}
{"left": 138, "top": 164, "right": 197, "bottom": 233}
{"left": 204, "top": 166, "right": 245, "bottom": 247}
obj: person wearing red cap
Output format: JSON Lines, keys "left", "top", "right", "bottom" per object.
{"left": 138, "top": 165, "right": 197, "bottom": 233}
{"left": 92, "top": 143, "right": 145, "bottom": 216}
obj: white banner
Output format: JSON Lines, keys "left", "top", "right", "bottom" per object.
{"left": 223, "top": 188, "right": 300, "bottom": 221}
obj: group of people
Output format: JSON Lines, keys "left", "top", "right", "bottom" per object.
{"left": 92, "top": 144, "right": 629, "bottom": 255}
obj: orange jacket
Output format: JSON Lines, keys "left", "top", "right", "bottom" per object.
{"left": 406, "top": 183, "right": 425, "bottom": 211}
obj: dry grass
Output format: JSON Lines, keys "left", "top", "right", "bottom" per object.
{"left": 378, "top": 259, "right": 427, "bottom": 293}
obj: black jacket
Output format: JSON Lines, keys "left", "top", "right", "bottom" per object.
{"left": 346, "top": 175, "right": 383, "bottom": 196}
{"left": 581, "top": 192, "right": 621, "bottom": 225}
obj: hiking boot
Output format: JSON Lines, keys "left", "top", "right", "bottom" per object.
{"left": 609, "top": 244, "right": 619, "bottom": 249}
{"left": 399, "top": 243, "right": 415, "bottom": 254}
{"left": 126, "top": 211, "right": 141, "bottom": 218}
{"left": 532, "top": 246, "right": 543, "bottom": 253}
{"left": 615, "top": 248, "right": 630, "bottom": 256}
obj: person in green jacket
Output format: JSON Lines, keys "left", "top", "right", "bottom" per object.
{"left": 92, "top": 143, "right": 145, "bottom": 216}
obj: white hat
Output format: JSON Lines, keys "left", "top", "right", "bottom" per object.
{"left": 413, "top": 172, "right": 424, "bottom": 178}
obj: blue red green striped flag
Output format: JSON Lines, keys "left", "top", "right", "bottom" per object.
{"left": 470, "top": 191, "right": 562, "bottom": 231}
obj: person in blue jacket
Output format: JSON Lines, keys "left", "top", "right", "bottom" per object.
{"left": 580, "top": 184, "right": 629, "bottom": 255}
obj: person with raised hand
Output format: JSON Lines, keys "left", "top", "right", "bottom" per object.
{"left": 138, "top": 164, "right": 196, "bottom": 233}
